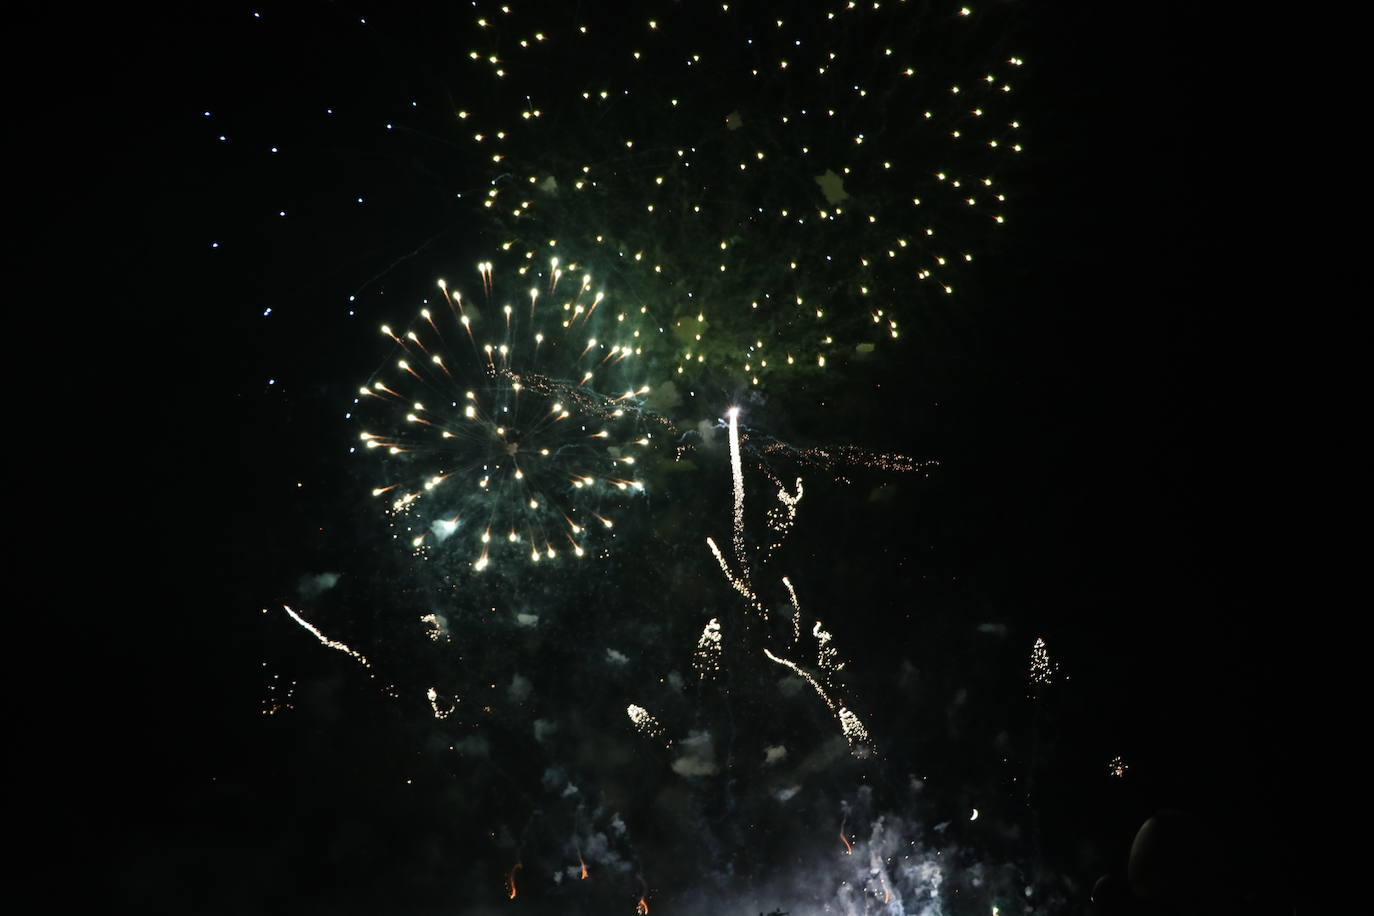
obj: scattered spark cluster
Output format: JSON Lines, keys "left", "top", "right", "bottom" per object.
{"left": 763, "top": 471, "right": 803, "bottom": 559}
{"left": 356, "top": 251, "right": 664, "bottom": 573}
{"left": 626, "top": 703, "right": 670, "bottom": 746}
{"left": 693, "top": 617, "right": 722, "bottom": 680}
{"left": 757, "top": 440, "right": 938, "bottom": 478}
{"left": 455, "top": 1, "right": 1026, "bottom": 386}
{"left": 260, "top": 665, "right": 295, "bottom": 716}
{"left": 1108, "top": 755, "right": 1128, "bottom": 778}
{"left": 1028, "top": 635, "right": 1055, "bottom": 690}
{"left": 420, "top": 612, "right": 452, "bottom": 642}
{"left": 838, "top": 705, "right": 871, "bottom": 747}
{"left": 427, "top": 687, "right": 458, "bottom": 720}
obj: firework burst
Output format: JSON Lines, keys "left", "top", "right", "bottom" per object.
{"left": 356, "top": 249, "right": 667, "bottom": 573}
{"left": 458, "top": 1, "right": 1026, "bottom": 386}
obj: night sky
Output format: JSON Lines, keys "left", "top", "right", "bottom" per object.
{"left": 34, "top": 2, "right": 1304, "bottom": 914}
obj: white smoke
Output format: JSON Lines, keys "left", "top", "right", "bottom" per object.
{"left": 670, "top": 730, "right": 719, "bottom": 777}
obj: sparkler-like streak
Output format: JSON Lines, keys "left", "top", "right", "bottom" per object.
{"left": 782, "top": 577, "right": 801, "bottom": 642}
{"left": 707, "top": 407, "right": 874, "bottom": 749}
{"left": 507, "top": 862, "right": 522, "bottom": 899}
{"left": 705, "top": 536, "right": 759, "bottom": 608}
{"left": 761, "top": 647, "right": 871, "bottom": 749}
{"left": 764, "top": 648, "right": 836, "bottom": 710}
{"left": 278, "top": 605, "right": 370, "bottom": 668}
{"left": 727, "top": 407, "right": 746, "bottom": 569}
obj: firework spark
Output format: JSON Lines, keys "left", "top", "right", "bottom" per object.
{"left": 260, "top": 665, "right": 295, "bottom": 716}
{"left": 727, "top": 407, "right": 746, "bottom": 569}
{"left": 1029, "top": 636, "right": 1055, "bottom": 689}
{"left": 420, "top": 612, "right": 451, "bottom": 641}
{"left": 277, "top": 605, "right": 370, "bottom": 668}
{"left": 710, "top": 408, "right": 871, "bottom": 749}
{"left": 458, "top": 2, "right": 1026, "bottom": 386}
{"left": 765, "top": 474, "right": 803, "bottom": 560}
{"left": 626, "top": 704, "right": 669, "bottom": 746}
{"left": 426, "top": 687, "right": 457, "bottom": 720}
{"left": 357, "top": 252, "right": 662, "bottom": 573}
{"left": 693, "top": 618, "right": 722, "bottom": 680}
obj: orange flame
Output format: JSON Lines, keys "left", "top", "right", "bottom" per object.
{"left": 839, "top": 828, "right": 853, "bottom": 855}
{"left": 636, "top": 897, "right": 649, "bottom": 914}
{"left": 507, "top": 862, "right": 522, "bottom": 899}
{"left": 579, "top": 855, "right": 589, "bottom": 880}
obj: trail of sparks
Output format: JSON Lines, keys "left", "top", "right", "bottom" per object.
{"left": 507, "top": 862, "right": 522, "bottom": 899}
{"left": 727, "top": 407, "right": 746, "bottom": 570}
{"left": 782, "top": 577, "right": 801, "bottom": 643}
{"left": 707, "top": 405, "right": 871, "bottom": 750}
{"left": 757, "top": 441, "right": 935, "bottom": 476}
{"left": 706, "top": 536, "right": 758, "bottom": 608}
{"left": 278, "top": 605, "right": 370, "bottom": 668}
{"left": 763, "top": 648, "right": 835, "bottom": 709}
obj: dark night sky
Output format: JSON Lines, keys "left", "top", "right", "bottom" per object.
{"left": 25, "top": 2, "right": 1306, "bottom": 913}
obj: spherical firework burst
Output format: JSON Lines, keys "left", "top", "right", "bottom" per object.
{"left": 356, "top": 248, "right": 666, "bottom": 573}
